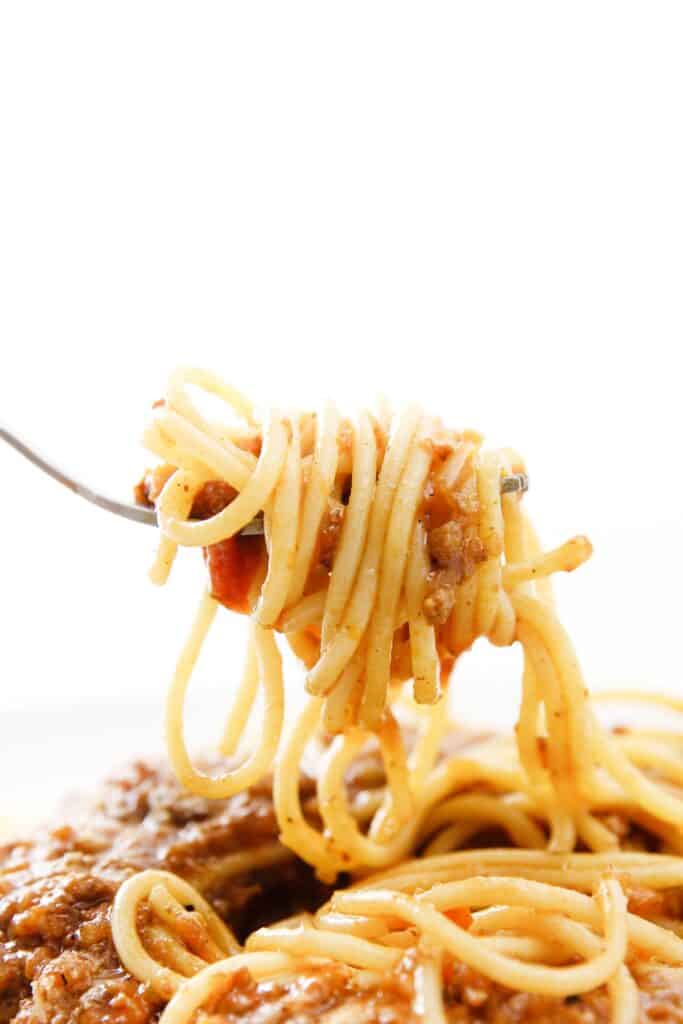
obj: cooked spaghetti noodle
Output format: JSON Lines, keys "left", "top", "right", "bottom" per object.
{"left": 122, "top": 366, "right": 683, "bottom": 1021}
{"left": 113, "top": 850, "right": 683, "bottom": 1023}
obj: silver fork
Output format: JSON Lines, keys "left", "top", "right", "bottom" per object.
{"left": 0, "top": 421, "right": 529, "bottom": 533}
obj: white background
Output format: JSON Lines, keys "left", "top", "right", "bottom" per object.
{"left": 1, "top": 3, "right": 681, "bottom": 821}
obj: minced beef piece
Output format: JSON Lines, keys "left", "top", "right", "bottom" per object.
{"left": 134, "top": 472, "right": 237, "bottom": 521}
{"left": 428, "top": 521, "right": 464, "bottom": 568}
{"left": 190, "top": 481, "right": 237, "bottom": 520}
{"left": 423, "top": 526, "right": 487, "bottom": 626}
{"left": 423, "top": 567, "right": 461, "bottom": 625}
{"left": 317, "top": 499, "right": 346, "bottom": 569}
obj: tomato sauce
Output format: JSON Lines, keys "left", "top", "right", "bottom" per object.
{"left": 204, "top": 535, "right": 266, "bottom": 614}
{"left": 444, "top": 907, "right": 473, "bottom": 929}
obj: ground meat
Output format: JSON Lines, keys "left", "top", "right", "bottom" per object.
{"left": 423, "top": 526, "right": 488, "bottom": 626}
{"left": 202, "top": 960, "right": 417, "bottom": 1024}
{"left": 317, "top": 500, "right": 346, "bottom": 569}
{"left": 135, "top": 465, "right": 342, "bottom": 609}
{"left": 442, "top": 960, "right": 683, "bottom": 1023}
{"left": 134, "top": 463, "right": 266, "bottom": 614}
{"left": 136, "top": 952, "right": 683, "bottom": 1024}
{"left": 4, "top": 758, "right": 683, "bottom": 1023}
{"left": 428, "top": 521, "right": 465, "bottom": 568}
{"left": 623, "top": 880, "right": 683, "bottom": 921}
{"left": 0, "top": 762, "right": 329, "bottom": 1024}
{"left": 422, "top": 467, "right": 488, "bottom": 630}
{"left": 28, "top": 950, "right": 150, "bottom": 1024}
{"left": 443, "top": 958, "right": 612, "bottom": 1023}
{"left": 134, "top": 473, "right": 237, "bottom": 522}
{"left": 190, "top": 481, "right": 237, "bottom": 520}
{"left": 451, "top": 474, "right": 480, "bottom": 519}
{"left": 423, "top": 567, "right": 461, "bottom": 625}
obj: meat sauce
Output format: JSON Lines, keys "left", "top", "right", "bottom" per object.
{"left": 200, "top": 960, "right": 416, "bottom": 1024}
{"left": 190, "top": 478, "right": 267, "bottom": 614}
{"left": 202, "top": 495, "right": 345, "bottom": 615}
{"left": 135, "top": 432, "right": 505, "bottom": 632}
{"left": 0, "top": 761, "right": 329, "bottom": 1024}
{"left": 3, "top": 760, "right": 683, "bottom": 1022}
{"left": 135, "top": 471, "right": 267, "bottom": 614}
{"left": 204, "top": 536, "right": 266, "bottom": 614}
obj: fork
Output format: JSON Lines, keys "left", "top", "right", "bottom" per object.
{"left": 0, "top": 421, "right": 529, "bottom": 533}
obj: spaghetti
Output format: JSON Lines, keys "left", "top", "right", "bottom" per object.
{"left": 120, "top": 365, "right": 683, "bottom": 1021}
{"left": 112, "top": 852, "right": 683, "bottom": 1023}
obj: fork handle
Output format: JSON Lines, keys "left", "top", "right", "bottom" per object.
{"left": 0, "top": 421, "right": 156, "bottom": 526}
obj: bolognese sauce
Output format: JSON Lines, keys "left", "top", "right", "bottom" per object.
{"left": 3, "top": 760, "right": 683, "bottom": 1024}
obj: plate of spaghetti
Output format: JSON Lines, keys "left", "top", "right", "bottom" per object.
{"left": 2, "top": 365, "right": 683, "bottom": 1024}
